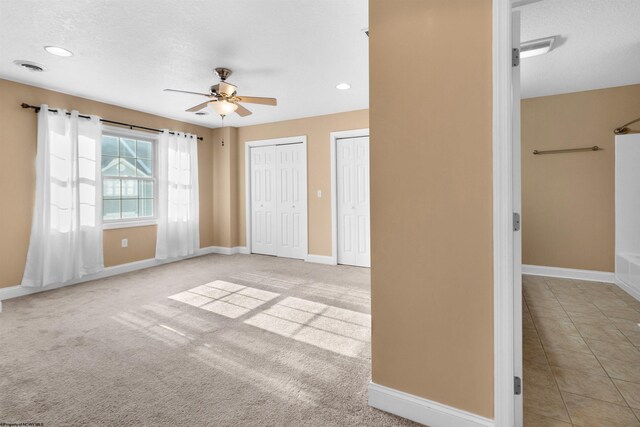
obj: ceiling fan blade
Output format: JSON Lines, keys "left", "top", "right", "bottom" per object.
{"left": 186, "top": 101, "right": 211, "bottom": 113}
{"left": 235, "top": 96, "right": 277, "bottom": 106}
{"left": 164, "top": 88, "right": 212, "bottom": 97}
{"left": 217, "top": 82, "right": 237, "bottom": 97}
{"left": 234, "top": 103, "right": 252, "bottom": 117}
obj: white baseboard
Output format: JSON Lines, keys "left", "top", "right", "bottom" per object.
{"left": 0, "top": 246, "right": 246, "bottom": 302}
{"left": 236, "top": 246, "right": 250, "bottom": 255}
{"left": 368, "top": 382, "right": 494, "bottom": 427}
{"left": 615, "top": 277, "right": 640, "bottom": 302}
{"left": 522, "top": 264, "right": 615, "bottom": 283}
{"left": 305, "top": 254, "right": 337, "bottom": 265}
{"left": 211, "top": 246, "right": 249, "bottom": 255}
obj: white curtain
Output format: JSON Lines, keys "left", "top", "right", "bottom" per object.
{"left": 22, "top": 105, "right": 104, "bottom": 288}
{"left": 156, "top": 131, "right": 200, "bottom": 259}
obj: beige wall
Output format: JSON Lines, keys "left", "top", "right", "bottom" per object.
{"left": 522, "top": 84, "right": 640, "bottom": 272}
{"left": 212, "top": 127, "right": 230, "bottom": 247}
{"left": 211, "top": 126, "right": 241, "bottom": 248}
{"left": 0, "top": 79, "right": 215, "bottom": 288}
{"left": 369, "top": 0, "right": 494, "bottom": 418}
{"left": 236, "top": 109, "right": 369, "bottom": 255}
{"left": 0, "top": 77, "right": 370, "bottom": 287}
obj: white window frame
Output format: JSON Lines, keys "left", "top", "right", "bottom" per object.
{"left": 101, "top": 126, "right": 159, "bottom": 230}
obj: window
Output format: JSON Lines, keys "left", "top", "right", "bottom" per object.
{"left": 101, "top": 132, "right": 155, "bottom": 225}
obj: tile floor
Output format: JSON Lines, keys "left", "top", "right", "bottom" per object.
{"left": 523, "top": 275, "right": 640, "bottom": 426}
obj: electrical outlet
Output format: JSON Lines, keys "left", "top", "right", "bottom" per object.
{"left": 121, "top": 238, "right": 128, "bottom": 248}
{"left": 317, "top": 189, "right": 322, "bottom": 198}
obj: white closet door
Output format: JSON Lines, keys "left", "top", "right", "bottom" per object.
{"left": 276, "top": 143, "right": 306, "bottom": 260}
{"left": 337, "top": 136, "right": 370, "bottom": 267}
{"left": 251, "top": 145, "right": 277, "bottom": 255}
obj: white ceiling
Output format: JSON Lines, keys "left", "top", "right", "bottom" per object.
{"left": 2, "top": 1, "right": 639, "bottom": 125}
{"left": 518, "top": 0, "right": 640, "bottom": 99}
{"left": 0, "top": 0, "right": 368, "bottom": 128}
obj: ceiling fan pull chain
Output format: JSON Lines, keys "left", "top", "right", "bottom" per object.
{"left": 220, "top": 114, "right": 225, "bottom": 146}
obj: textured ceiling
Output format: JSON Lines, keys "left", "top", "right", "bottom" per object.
{"left": 1, "top": 1, "right": 639, "bottom": 125}
{"left": 0, "top": 0, "right": 368, "bottom": 128}
{"left": 518, "top": 0, "right": 640, "bottom": 99}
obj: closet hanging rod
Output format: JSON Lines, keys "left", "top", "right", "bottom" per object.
{"left": 20, "top": 103, "right": 203, "bottom": 141}
{"left": 614, "top": 116, "right": 640, "bottom": 135}
{"left": 533, "top": 146, "right": 600, "bottom": 155}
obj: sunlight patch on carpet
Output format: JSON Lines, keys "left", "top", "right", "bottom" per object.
{"left": 168, "top": 280, "right": 280, "bottom": 319}
{"left": 245, "top": 296, "right": 371, "bottom": 359}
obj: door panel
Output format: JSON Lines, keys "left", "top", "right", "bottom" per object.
{"left": 338, "top": 139, "right": 356, "bottom": 266}
{"left": 251, "top": 145, "right": 277, "bottom": 255}
{"left": 337, "top": 136, "right": 370, "bottom": 267}
{"left": 276, "top": 143, "right": 306, "bottom": 260}
{"left": 353, "top": 137, "right": 371, "bottom": 267}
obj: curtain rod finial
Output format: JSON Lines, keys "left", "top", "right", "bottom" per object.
{"left": 21, "top": 103, "right": 40, "bottom": 112}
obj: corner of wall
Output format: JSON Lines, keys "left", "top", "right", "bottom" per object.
{"left": 211, "top": 126, "right": 240, "bottom": 248}
{"left": 369, "top": 0, "right": 494, "bottom": 420}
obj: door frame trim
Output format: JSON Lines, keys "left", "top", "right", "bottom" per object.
{"left": 511, "top": 9, "right": 523, "bottom": 425}
{"left": 330, "top": 128, "right": 370, "bottom": 265}
{"left": 244, "top": 136, "right": 308, "bottom": 259}
{"left": 493, "top": 0, "right": 516, "bottom": 426}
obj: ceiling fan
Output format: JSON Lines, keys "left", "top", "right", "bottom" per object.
{"left": 164, "top": 67, "right": 277, "bottom": 117}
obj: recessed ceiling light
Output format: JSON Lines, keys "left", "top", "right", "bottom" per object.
{"left": 520, "top": 36, "right": 556, "bottom": 59}
{"left": 13, "top": 60, "right": 46, "bottom": 72}
{"left": 336, "top": 83, "right": 351, "bottom": 90}
{"left": 44, "top": 46, "right": 73, "bottom": 57}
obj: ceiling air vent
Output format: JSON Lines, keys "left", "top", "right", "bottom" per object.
{"left": 14, "top": 60, "right": 47, "bottom": 72}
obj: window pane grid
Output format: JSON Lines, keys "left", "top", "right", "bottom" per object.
{"left": 101, "top": 135, "right": 154, "bottom": 221}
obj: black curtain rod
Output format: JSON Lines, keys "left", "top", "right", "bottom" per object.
{"left": 20, "top": 103, "right": 203, "bottom": 141}
{"left": 614, "top": 116, "right": 640, "bottom": 135}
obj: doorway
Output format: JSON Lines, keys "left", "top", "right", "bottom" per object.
{"left": 245, "top": 136, "right": 308, "bottom": 260}
{"left": 512, "top": 2, "right": 640, "bottom": 425}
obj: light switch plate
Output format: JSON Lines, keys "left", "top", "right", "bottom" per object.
{"left": 317, "top": 189, "right": 322, "bottom": 198}
{"left": 121, "top": 238, "right": 128, "bottom": 248}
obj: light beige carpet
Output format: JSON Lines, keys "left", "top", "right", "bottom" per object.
{"left": 0, "top": 254, "right": 417, "bottom": 426}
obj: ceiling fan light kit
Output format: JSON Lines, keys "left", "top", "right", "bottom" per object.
{"left": 209, "top": 100, "right": 238, "bottom": 115}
